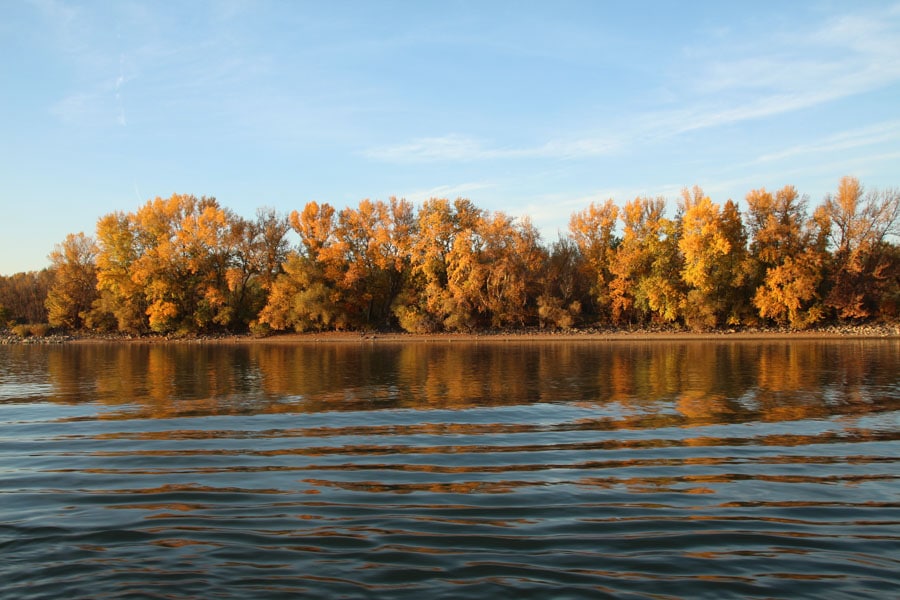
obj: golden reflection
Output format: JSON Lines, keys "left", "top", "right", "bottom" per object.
{"left": 30, "top": 340, "right": 899, "bottom": 427}
{"left": 676, "top": 391, "right": 736, "bottom": 424}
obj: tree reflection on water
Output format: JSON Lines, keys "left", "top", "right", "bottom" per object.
{"left": 10, "top": 340, "right": 892, "bottom": 428}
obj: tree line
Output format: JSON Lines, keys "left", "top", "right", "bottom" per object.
{"left": 1, "top": 176, "right": 898, "bottom": 335}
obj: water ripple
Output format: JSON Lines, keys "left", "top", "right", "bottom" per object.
{"left": 2, "top": 342, "right": 899, "bottom": 598}
{"left": 2, "top": 406, "right": 898, "bottom": 600}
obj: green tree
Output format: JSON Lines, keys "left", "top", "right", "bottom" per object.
{"left": 641, "top": 211, "right": 686, "bottom": 324}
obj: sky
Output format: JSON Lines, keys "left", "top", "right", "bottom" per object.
{"left": 2, "top": 0, "right": 900, "bottom": 275}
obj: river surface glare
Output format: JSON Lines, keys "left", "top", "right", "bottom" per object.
{"left": 1, "top": 340, "right": 898, "bottom": 599}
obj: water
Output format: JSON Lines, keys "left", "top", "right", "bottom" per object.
{"left": 1, "top": 340, "right": 898, "bottom": 599}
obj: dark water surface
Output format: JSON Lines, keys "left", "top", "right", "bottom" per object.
{"left": 1, "top": 340, "right": 898, "bottom": 599}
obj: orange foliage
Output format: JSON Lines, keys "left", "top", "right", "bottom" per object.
{"left": 21, "top": 176, "right": 899, "bottom": 335}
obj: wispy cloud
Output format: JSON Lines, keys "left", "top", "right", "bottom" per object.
{"left": 367, "top": 3, "right": 900, "bottom": 165}
{"left": 50, "top": 72, "right": 131, "bottom": 128}
{"left": 114, "top": 54, "right": 127, "bottom": 126}
{"left": 364, "top": 133, "right": 619, "bottom": 164}
{"left": 366, "top": 135, "right": 486, "bottom": 162}
{"left": 32, "top": 0, "right": 136, "bottom": 129}
{"left": 755, "top": 120, "right": 900, "bottom": 164}
{"left": 670, "top": 4, "right": 900, "bottom": 128}
{"left": 620, "top": 2, "right": 900, "bottom": 151}
{"left": 400, "top": 181, "right": 495, "bottom": 203}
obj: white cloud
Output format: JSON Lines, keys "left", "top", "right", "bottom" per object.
{"left": 364, "top": 133, "right": 620, "bottom": 164}
{"left": 50, "top": 72, "right": 131, "bottom": 128}
{"left": 638, "top": 89, "right": 850, "bottom": 141}
{"left": 755, "top": 120, "right": 900, "bottom": 163}
{"left": 368, "top": 4, "right": 900, "bottom": 165}
{"left": 366, "top": 134, "right": 486, "bottom": 162}
{"left": 680, "top": 4, "right": 900, "bottom": 121}
{"left": 400, "top": 181, "right": 495, "bottom": 203}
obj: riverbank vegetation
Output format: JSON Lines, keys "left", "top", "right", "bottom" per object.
{"left": 1, "top": 176, "right": 898, "bottom": 337}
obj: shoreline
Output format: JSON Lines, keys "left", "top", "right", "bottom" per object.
{"left": 3, "top": 323, "right": 899, "bottom": 345}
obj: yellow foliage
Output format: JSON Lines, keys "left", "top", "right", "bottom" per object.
{"left": 38, "top": 176, "right": 896, "bottom": 335}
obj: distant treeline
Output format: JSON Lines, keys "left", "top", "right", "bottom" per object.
{"left": 1, "top": 176, "right": 898, "bottom": 335}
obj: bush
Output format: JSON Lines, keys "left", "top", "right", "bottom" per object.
{"left": 393, "top": 304, "right": 441, "bottom": 334}
{"left": 11, "top": 323, "right": 51, "bottom": 337}
{"left": 249, "top": 320, "right": 272, "bottom": 338}
{"left": 29, "top": 323, "right": 51, "bottom": 337}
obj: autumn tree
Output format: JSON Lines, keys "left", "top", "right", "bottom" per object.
{"left": 45, "top": 232, "right": 98, "bottom": 329}
{"left": 445, "top": 212, "right": 545, "bottom": 329}
{"left": 746, "top": 185, "right": 828, "bottom": 328}
{"left": 678, "top": 187, "right": 751, "bottom": 329}
{"left": 173, "top": 197, "right": 244, "bottom": 330}
{"left": 537, "top": 235, "right": 586, "bottom": 329}
{"left": 333, "top": 198, "right": 415, "bottom": 328}
{"left": 822, "top": 176, "right": 900, "bottom": 319}
{"left": 10, "top": 177, "right": 899, "bottom": 337}
{"left": 608, "top": 196, "right": 685, "bottom": 325}
{"left": 609, "top": 197, "right": 661, "bottom": 324}
{"left": 392, "top": 199, "right": 450, "bottom": 333}
{"left": 230, "top": 208, "right": 291, "bottom": 332}
{"left": 0, "top": 270, "right": 53, "bottom": 325}
{"left": 89, "top": 211, "right": 146, "bottom": 332}
{"left": 394, "top": 198, "right": 485, "bottom": 332}
{"left": 568, "top": 199, "right": 619, "bottom": 322}
{"left": 90, "top": 194, "right": 251, "bottom": 334}
{"left": 251, "top": 207, "right": 291, "bottom": 292}
{"left": 126, "top": 194, "right": 242, "bottom": 333}
{"left": 261, "top": 198, "right": 415, "bottom": 331}
{"left": 259, "top": 201, "right": 342, "bottom": 332}
{"left": 258, "top": 251, "right": 341, "bottom": 332}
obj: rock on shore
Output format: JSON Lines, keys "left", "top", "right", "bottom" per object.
{"left": 2, "top": 323, "right": 898, "bottom": 345}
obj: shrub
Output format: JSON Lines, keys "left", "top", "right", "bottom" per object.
{"left": 12, "top": 323, "right": 52, "bottom": 337}
{"left": 29, "top": 323, "right": 51, "bottom": 337}
{"left": 249, "top": 320, "right": 272, "bottom": 338}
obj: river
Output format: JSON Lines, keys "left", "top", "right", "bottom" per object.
{"left": 1, "top": 340, "right": 898, "bottom": 599}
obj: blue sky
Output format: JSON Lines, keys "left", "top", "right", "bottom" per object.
{"left": 2, "top": 0, "right": 899, "bottom": 275}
